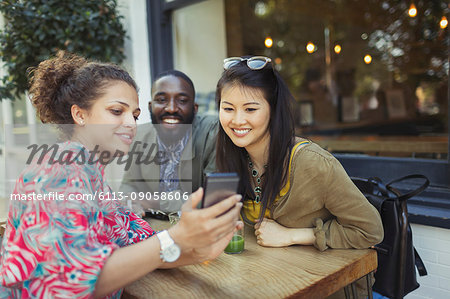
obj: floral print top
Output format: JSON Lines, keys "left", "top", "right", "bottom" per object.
{"left": 0, "top": 141, "right": 155, "bottom": 298}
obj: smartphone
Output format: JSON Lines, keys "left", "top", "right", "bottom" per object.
{"left": 201, "top": 172, "right": 240, "bottom": 208}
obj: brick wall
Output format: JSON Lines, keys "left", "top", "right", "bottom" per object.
{"left": 405, "top": 224, "right": 450, "bottom": 299}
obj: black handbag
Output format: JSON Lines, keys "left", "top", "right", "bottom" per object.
{"left": 351, "top": 174, "right": 429, "bottom": 299}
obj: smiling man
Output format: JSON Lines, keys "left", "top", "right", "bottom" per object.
{"left": 119, "top": 70, "right": 218, "bottom": 213}
{"left": 150, "top": 72, "right": 196, "bottom": 145}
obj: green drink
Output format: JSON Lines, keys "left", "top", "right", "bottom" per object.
{"left": 224, "top": 235, "right": 244, "bottom": 254}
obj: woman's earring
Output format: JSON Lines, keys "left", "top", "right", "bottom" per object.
{"left": 79, "top": 120, "right": 85, "bottom": 126}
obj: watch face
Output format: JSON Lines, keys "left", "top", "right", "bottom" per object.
{"left": 162, "top": 244, "right": 181, "bottom": 263}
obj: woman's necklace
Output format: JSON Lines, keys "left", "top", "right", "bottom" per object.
{"left": 247, "top": 156, "right": 268, "bottom": 204}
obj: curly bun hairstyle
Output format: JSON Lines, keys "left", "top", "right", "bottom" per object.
{"left": 28, "top": 51, "right": 137, "bottom": 127}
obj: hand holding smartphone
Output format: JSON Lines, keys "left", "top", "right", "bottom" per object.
{"left": 201, "top": 173, "right": 240, "bottom": 208}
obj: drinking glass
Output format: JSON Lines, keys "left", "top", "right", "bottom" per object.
{"left": 224, "top": 227, "right": 244, "bottom": 254}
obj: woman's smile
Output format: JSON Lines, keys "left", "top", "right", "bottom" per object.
{"left": 232, "top": 128, "right": 251, "bottom": 137}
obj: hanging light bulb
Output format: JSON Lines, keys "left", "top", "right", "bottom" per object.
{"left": 364, "top": 54, "right": 372, "bottom": 64}
{"left": 306, "top": 42, "right": 316, "bottom": 53}
{"left": 264, "top": 37, "right": 273, "bottom": 48}
{"left": 334, "top": 44, "right": 342, "bottom": 54}
{"left": 440, "top": 16, "right": 448, "bottom": 29}
{"left": 408, "top": 3, "right": 417, "bottom": 18}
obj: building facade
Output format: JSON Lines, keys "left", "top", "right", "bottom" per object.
{"left": 1, "top": 0, "right": 449, "bottom": 297}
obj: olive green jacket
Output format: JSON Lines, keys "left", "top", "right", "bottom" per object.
{"left": 119, "top": 114, "right": 218, "bottom": 210}
{"left": 270, "top": 139, "right": 384, "bottom": 251}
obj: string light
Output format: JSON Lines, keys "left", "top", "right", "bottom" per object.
{"left": 364, "top": 55, "right": 372, "bottom": 64}
{"left": 440, "top": 16, "right": 448, "bottom": 29}
{"left": 334, "top": 44, "right": 342, "bottom": 54}
{"left": 408, "top": 3, "right": 417, "bottom": 18}
{"left": 306, "top": 42, "right": 316, "bottom": 53}
{"left": 264, "top": 37, "right": 273, "bottom": 48}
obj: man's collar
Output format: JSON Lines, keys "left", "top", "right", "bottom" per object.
{"left": 156, "top": 128, "right": 190, "bottom": 151}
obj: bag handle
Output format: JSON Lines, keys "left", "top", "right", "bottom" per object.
{"left": 386, "top": 174, "right": 430, "bottom": 201}
{"left": 414, "top": 247, "right": 428, "bottom": 276}
{"left": 368, "top": 177, "right": 390, "bottom": 197}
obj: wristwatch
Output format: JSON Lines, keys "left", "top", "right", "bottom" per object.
{"left": 156, "top": 230, "right": 181, "bottom": 263}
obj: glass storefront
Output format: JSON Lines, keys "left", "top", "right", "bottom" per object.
{"left": 224, "top": 0, "right": 448, "bottom": 160}
{"left": 149, "top": 0, "right": 449, "bottom": 207}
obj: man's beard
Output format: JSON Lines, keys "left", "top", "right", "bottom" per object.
{"left": 150, "top": 108, "right": 195, "bottom": 145}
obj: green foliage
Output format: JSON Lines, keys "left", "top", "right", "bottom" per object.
{"left": 0, "top": 0, "right": 126, "bottom": 100}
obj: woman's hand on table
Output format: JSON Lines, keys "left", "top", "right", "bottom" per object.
{"left": 169, "top": 187, "right": 243, "bottom": 252}
{"left": 255, "top": 218, "right": 315, "bottom": 247}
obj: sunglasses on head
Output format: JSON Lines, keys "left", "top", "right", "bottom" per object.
{"left": 223, "top": 56, "right": 272, "bottom": 70}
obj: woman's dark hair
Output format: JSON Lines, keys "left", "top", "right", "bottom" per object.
{"left": 28, "top": 51, "right": 137, "bottom": 135}
{"left": 215, "top": 56, "right": 295, "bottom": 222}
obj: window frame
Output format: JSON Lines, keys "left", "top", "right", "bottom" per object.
{"left": 147, "top": 0, "right": 206, "bottom": 79}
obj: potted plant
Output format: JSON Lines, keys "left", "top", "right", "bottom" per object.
{"left": 0, "top": 0, "right": 126, "bottom": 101}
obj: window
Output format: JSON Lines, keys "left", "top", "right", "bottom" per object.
{"left": 148, "top": 0, "right": 450, "bottom": 228}
{"left": 224, "top": 0, "right": 449, "bottom": 227}
{"left": 225, "top": 0, "right": 448, "bottom": 161}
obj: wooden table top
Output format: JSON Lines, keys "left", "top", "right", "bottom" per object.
{"left": 124, "top": 219, "right": 377, "bottom": 299}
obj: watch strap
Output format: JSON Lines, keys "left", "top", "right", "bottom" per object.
{"left": 157, "top": 230, "right": 174, "bottom": 250}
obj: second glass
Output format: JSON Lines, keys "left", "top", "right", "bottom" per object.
{"left": 168, "top": 211, "right": 181, "bottom": 225}
{"left": 224, "top": 227, "right": 244, "bottom": 254}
